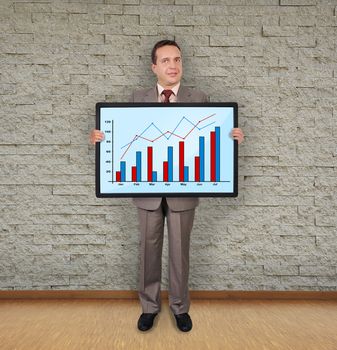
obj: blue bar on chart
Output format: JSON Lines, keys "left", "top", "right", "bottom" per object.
{"left": 184, "top": 166, "right": 189, "bottom": 182}
{"left": 199, "top": 136, "right": 205, "bottom": 182}
{"left": 152, "top": 171, "right": 157, "bottom": 182}
{"left": 120, "top": 161, "right": 126, "bottom": 182}
{"left": 168, "top": 146, "right": 173, "bottom": 182}
{"left": 215, "top": 127, "right": 220, "bottom": 181}
{"left": 136, "top": 151, "right": 142, "bottom": 182}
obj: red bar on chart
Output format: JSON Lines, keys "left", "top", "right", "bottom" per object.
{"left": 116, "top": 171, "right": 121, "bottom": 182}
{"left": 132, "top": 166, "right": 137, "bottom": 182}
{"left": 210, "top": 131, "right": 216, "bottom": 182}
{"left": 195, "top": 156, "right": 200, "bottom": 182}
{"left": 179, "top": 141, "right": 185, "bottom": 182}
{"left": 147, "top": 146, "right": 153, "bottom": 182}
{"left": 163, "top": 161, "right": 168, "bottom": 182}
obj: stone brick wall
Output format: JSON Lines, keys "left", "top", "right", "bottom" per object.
{"left": 0, "top": 0, "right": 336, "bottom": 290}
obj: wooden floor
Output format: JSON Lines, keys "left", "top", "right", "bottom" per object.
{"left": 0, "top": 299, "right": 337, "bottom": 350}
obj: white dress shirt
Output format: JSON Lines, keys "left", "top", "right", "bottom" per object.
{"left": 156, "top": 82, "right": 180, "bottom": 103}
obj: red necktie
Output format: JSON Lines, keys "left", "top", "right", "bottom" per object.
{"left": 162, "top": 89, "right": 173, "bottom": 103}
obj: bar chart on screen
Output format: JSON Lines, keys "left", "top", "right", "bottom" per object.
{"left": 97, "top": 103, "right": 237, "bottom": 197}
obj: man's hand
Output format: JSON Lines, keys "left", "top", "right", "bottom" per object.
{"left": 89, "top": 129, "right": 105, "bottom": 144}
{"left": 231, "top": 128, "right": 244, "bottom": 144}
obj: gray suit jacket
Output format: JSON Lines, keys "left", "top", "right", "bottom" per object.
{"left": 129, "top": 86, "right": 209, "bottom": 211}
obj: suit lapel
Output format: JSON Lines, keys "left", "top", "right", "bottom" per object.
{"left": 143, "top": 87, "right": 158, "bottom": 102}
{"left": 176, "top": 86, "right": 191, "bottom": 102}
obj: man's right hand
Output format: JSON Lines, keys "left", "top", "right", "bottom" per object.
{"left": 89, "top": 129, "right": 105, "bottom": 144}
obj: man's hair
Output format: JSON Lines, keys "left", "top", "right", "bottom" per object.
{"left": 151, "top": 40, "right": 181, "bottom": 64}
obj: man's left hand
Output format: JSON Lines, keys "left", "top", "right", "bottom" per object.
{"left": 231, "top": 128, "right": 244, "bottom": 144}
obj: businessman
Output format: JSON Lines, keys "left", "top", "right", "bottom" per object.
{"left": 90, "top": 40, "right": 244, "bottom": 332}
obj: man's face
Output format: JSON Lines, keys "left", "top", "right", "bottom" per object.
{"left": 151, "top": 45, "right": 183, "bottom": 88}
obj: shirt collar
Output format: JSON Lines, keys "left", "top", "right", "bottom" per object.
{"left": 157, "top": 82, "right": 180, "bottom": 97}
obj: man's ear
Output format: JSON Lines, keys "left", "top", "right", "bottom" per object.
{"left": 151, "top": 64, "right": 156, "bottom": 74}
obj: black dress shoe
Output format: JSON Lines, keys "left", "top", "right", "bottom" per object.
{"left": 174, "top": 313, "right": 193, "bottom": 332}
{"left": 137, "top": 313, "right": 158, "bottom": 331}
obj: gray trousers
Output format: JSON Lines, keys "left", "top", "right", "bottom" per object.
{"left": 137, "top": 198, "right": 195, "bottom": 315}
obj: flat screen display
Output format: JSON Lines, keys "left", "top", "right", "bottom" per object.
{"left": 96, "top": 102, "right": 238, "bottom": 197}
